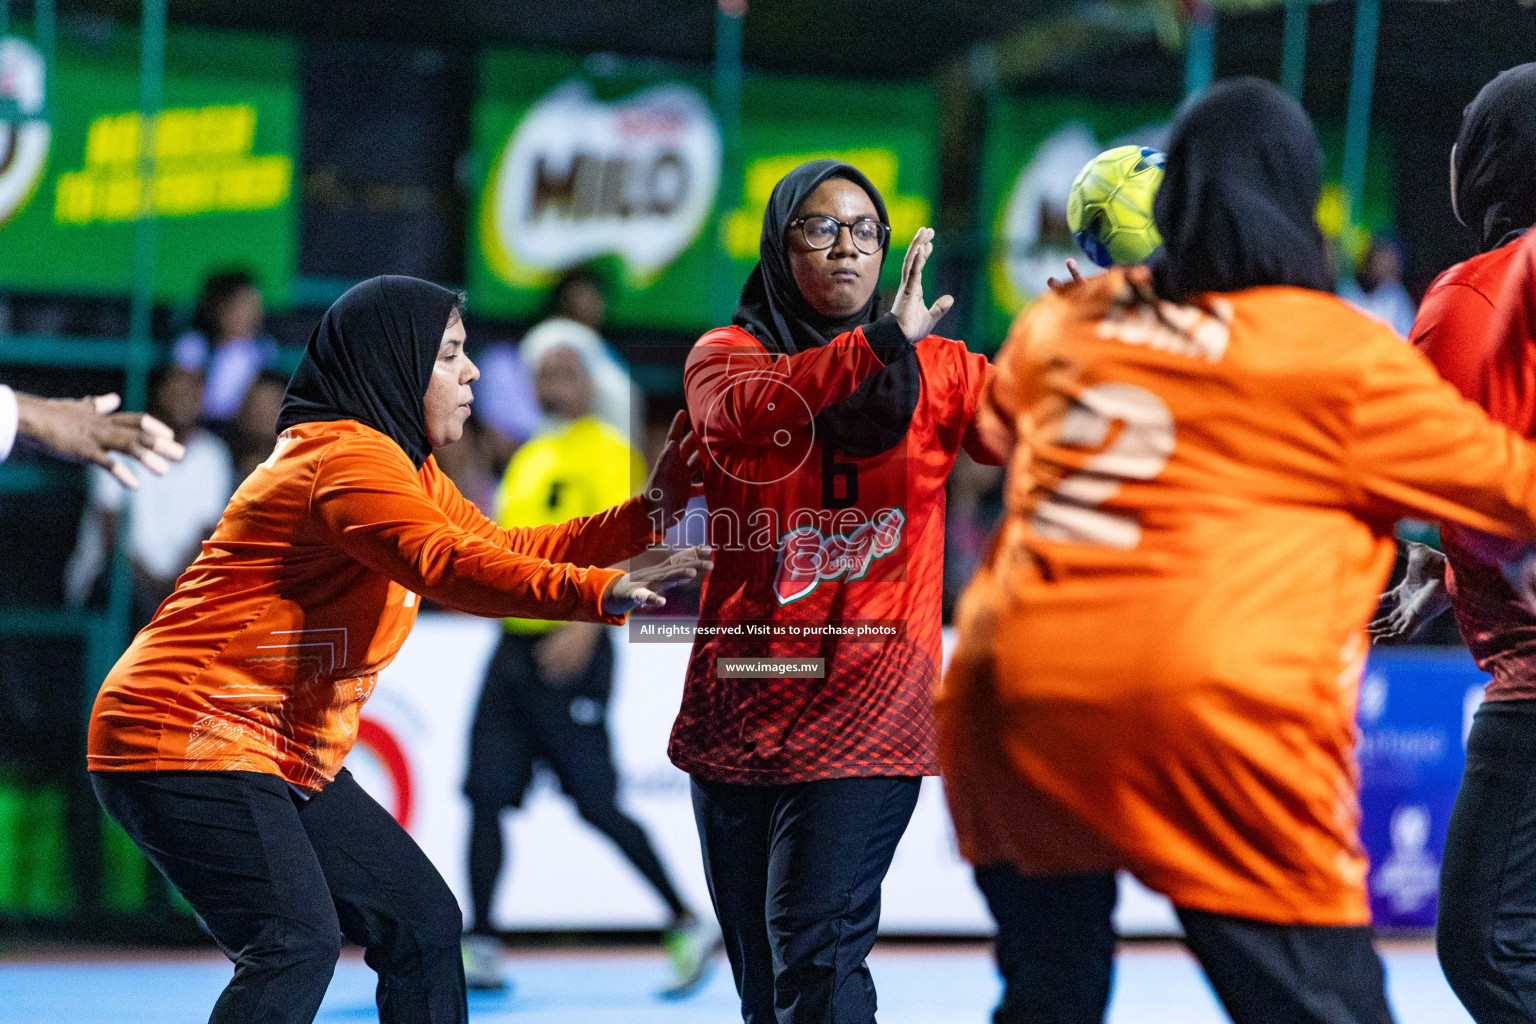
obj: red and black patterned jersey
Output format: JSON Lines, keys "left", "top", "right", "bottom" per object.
{"left": 1413, "top": 237, "right": 1536, "bottom": 702}
{"left": 667, "top": 321, "right": 997, "bottom": 783}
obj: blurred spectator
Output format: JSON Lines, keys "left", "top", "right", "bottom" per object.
{"left": 461, "top": 332, "right": 713, "bottom": 995}
{"left": 437, "top": 266, "right": 639, "bottom": 512}
{"left": 469, "top": 340, "right": 541, "bottom": 452}
{"left": 65, "top": 367, "right": 234, "bottom": 627}
{"left": 549, "top": 264, "right": 607, "bottom": 331}
{"left": 1340, "top": 238, "right": 1418, "bottom": 338}
{"left": 172, "top": 269, "right": 279, "bottom": 428}
{"left": 431, "top": 417, "right": 503, "bottom": 515}
{"left": 228, "top": 369, "right": 289, "bottom": 483}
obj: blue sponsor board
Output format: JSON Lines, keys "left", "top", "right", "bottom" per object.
{"left": 1357, "top": 648, "right": 1487, "bottom": 929}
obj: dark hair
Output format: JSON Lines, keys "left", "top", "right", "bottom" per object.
{"left": 545, "top": 266, "right": 604, "bottom": 319}
{"left": 192, "top": 268, "right": 259, "bottom": 339}
{"left": 448, "top": 290, "right": 467, "bottom": 327}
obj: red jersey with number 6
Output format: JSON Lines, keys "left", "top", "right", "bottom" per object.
{"left": 668, "top": 322, "right": 998, "bottom": 784}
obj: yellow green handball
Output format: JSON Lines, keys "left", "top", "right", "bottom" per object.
{"left": 1066, "top": 145, "right": 1166, "bottom": 269}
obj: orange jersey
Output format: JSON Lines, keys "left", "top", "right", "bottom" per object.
{"left": 937, "top": 271, "right": 1536, "bottom": 925}
{"left": 88, "top": 419, "right": 653, "bottom": 790}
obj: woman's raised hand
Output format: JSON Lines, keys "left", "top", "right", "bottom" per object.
{"left": 603, "top": 545, "right": 714, "bottom": 616}
{"left": 643, "top": 410, "right": 705, "bottom": 530}
{"left": 890, "top": 227, "right": 954, "bottom": 342}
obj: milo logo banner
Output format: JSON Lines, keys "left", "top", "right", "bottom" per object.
{"left": 0, "top": 27, "right": 297, "bottom": 304}
{"left": 481, "top": 79, "right": 720, "bottom": 291}
{"left": 470, "top": 50, "right": 937, "bottom": 330}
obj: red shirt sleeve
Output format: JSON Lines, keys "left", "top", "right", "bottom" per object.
{"left": 310, "top": 434, "right": 626, "bottom": 621}
{"left": 685, "top": 324, "right": 886, "bottom": 446}
{"left": 1412, "top": 279, "right": 1499, "bottom": 405}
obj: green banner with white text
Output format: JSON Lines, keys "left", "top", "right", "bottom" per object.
{"left": 0, "top": 26, "right": 297, "bottom": 304}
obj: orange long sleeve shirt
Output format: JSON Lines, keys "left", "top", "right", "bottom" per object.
{"left": 88, "top": 419, "right": 656, "bottom": 791}
{"left": 937, "top": 271, "right": 1536, "bottom": 925}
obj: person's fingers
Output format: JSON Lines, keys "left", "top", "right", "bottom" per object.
{"left": 655, "top": 567, "right": 699, "bottom": 589}
{"left": 100, "top": 419, "right": 145, "bottom": 456}
{"left": 1066, "top": 258, "right": 1084, "bottom": 284}
{"left": 907, "top": 229, "right": 932, "bottom": 281}
{"left": 93, "top": 393, "right": 122, "bottom": 415}
{"left": 631, "top": 587, "right": 666, "bottom": 609}
{"left": 108, "top": 459, "right": 140, "bottom": 490}
{"left": 133, "top": 413, "right": 174, "bottom": 441}
{"left": 150, "top": 434, "right": 187, "bottom": 462}
{"left": 928, "top": 295, "right": 954, "bottom": 323}
{"left": 130, "top": 446, "right": 171, "bottom": 477}
{"left": 899, "top": 227, "right": 922, "bottom": 282}
{"left": 904, "top": 228, "right": 932, "bottom": 285}
{"left": 667, "top": 408, "right": 689, "bottom": 445}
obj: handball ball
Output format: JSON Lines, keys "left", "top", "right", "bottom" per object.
{"left": 1066, "top": 145, "right": 1166, "bottom": 269}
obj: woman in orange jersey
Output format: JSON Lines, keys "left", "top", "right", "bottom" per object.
{"left": 937, "top": 79, "right": 1536, "bottom": 1024}
{"left": 87, "top": 276, "right": 708, "bottom": 1024}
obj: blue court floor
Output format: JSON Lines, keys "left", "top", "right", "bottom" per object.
{"left": 0, "top": 940, "right": 1471, "bottom": 1023}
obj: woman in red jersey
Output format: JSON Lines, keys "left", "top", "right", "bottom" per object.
{"left": 672, "top": 160, "right": 1002, "bottom": 1024}
{"left": 88, "top": 275, "right": 708, "bottom": 1024}
{"left": 1371, "top": 64, "right": 1536, "bottom": 1024}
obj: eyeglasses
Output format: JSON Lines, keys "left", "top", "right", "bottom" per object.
{"left": 788, "top": 215, "right": 890, "bottom": 255}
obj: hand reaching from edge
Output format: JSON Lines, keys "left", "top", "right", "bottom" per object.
{"left": 644, "top": 410, "right": 705, "bottom": 532}
{"left": 15, "top": 391, "right": 186, "bottom": 489}
{"left": 1370, "top": 542, "right": 1452, "bottom": 643}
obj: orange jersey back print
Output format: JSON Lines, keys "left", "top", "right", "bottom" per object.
{"left": 938, "top": 270, "right": 1536, "bottom": 926}
{"left": 89, "top": 419, "right": 648, "bottom": 790}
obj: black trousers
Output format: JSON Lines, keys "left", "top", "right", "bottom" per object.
{"left": 691, "top": 774, "right": 921, "bottom": 1024}
{"left": 92, "top": 768, "right": 466, "bottom": 1024}
{"left": 975, "top": 862, "right": 1395, "bottom": 1024}
{"left": 1439, "top": 698, "right": 1536, "bottom": 1023}
{"left": 463, "top": 630, "right": 686, "bottom": 932}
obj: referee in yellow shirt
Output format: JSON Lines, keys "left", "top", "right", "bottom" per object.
{"left": 460, "top": 319, "right": 717, "bottom": 997}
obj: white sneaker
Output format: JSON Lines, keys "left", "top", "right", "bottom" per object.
{"left": 658, "top": 916, "right": 724, "bottom": 1000}
{"left": 461, "top": 934, "right": 509, "bottom": 993}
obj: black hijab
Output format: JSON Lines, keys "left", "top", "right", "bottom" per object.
{"left": 1150, "top": 77, "right": 1332, "bottom": 303}
{"left": 1454, "top": 63, "right": 1536, "bottom": 253}
{"left": 734, "top": 159, "right": 918, "bottom": 459}
{"left": 277, "top": 275, "right": 461, "bottom": 469}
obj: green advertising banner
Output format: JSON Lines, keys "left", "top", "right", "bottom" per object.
{"left": 976, "top": 94, "right": 1395, "bottom": 349}
{"left": 0, "top": 27, "right": 297, "bottom": 304}
{"left": 469, "top": 50, "right": 937, "bottom": 331}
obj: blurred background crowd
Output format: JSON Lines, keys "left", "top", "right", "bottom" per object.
{"left": 0, "top": 0, "right": 1526, "bottom": 940}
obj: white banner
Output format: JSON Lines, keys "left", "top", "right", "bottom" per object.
{"left": 356, "top": 614, "right": 1177, "bottom": 935}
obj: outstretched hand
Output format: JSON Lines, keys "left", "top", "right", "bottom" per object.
{"left": 603, "top": 545, "right": 714, "bottom": 616}
{"left": 16, "top": 391, "right": 186, "bottom": 490}
{"left": 1370, "top": 542, "right": 1452, "bottom": 643}
{"left": 890, "top": 227, "right": 953, "bottom": 341}
{"left": 644, "top": 410, "right": 705, "bottom": 531}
